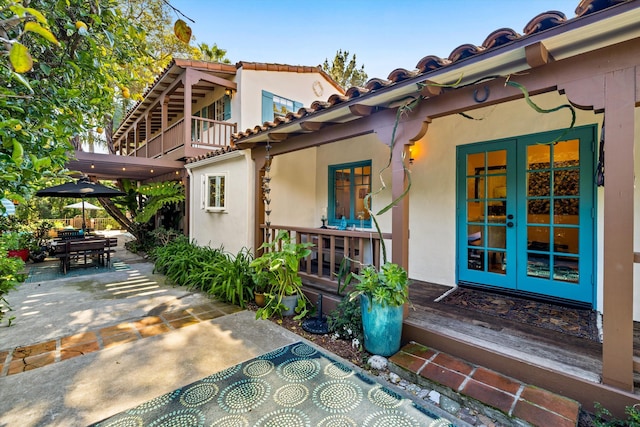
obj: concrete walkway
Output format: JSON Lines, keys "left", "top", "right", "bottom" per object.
{"left": 0, "top": 250, "right": 312, "bottom": 426}
{"left": 0, "top": 239, "right": 461, "bottom": 427}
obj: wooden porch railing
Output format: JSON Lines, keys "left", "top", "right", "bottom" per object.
{"left": 261, "top": 225, "right": 392, "bottom": 292}
{"left": 124, "top": 119, "right": 185, "bottom": 158}
{"left": 191, "top": 117, "right": 237, "bottom": 149}
{"left": 121, "top": 117, "right": 235, "bottom": 159}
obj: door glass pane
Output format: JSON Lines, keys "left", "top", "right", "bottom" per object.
{"left": 554, "top": 199, "right": 579, "bottom": 223}
{"left": 487, "top": 150, "right": 507, "bottom": 170}
{"left": 528, "top": 144, "right": 550, "bottom": 169}
{"left": 554, "top": 139, "right": 579, "bottom": 167}
{"left": 487, "top": 226, "right": 506, "bottom": 249}
{"left": 528, "top": 199, "right": 550, "bottom": 221}
{"left": 467, "top": 225, "right": 483, "bottom": 246}
{"left": 467, "top": 153, "right": 484, "bottom": 175}
{"left": 527, "top": 227, "right": 550, "bottom": 251}
{"left": 528, "top": 253, "right": 550, "bottom": 279}
{"left": 467, "top": 201, "right": 484, "bottom": 222}
{"left": 488, "top": 250, "right": 506, "bottom": 274}
{"left": 554, "top": 227, "right": 578, "bottom": 254}
{"left": 528, "top": 171, "right": 550, "bottom": 197}
{"left": 468, "top": 177, "right": 484, "bottom": 200}
{"left": 554, "top": 256, "right": 578, "bottom": 282}
{"left": 334, "top": 168, "right": 350, "bottom": 220}
{"left": 488, "top": 175, "right": 506, "bottom": 217}
{"left": 554, "top": 169, "right": 579, "bottom": 196}
{"left": 468, "top": 248, "right": 484, "bottom": 270}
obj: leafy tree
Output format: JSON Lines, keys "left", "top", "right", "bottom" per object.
{"left": 198, "top": 42, "right": 230, "bottom": 63}
{"left": 0, "top": 0, "right": 167, "bottom": 205}
{"left": 322, "top": 49, "right": 368, "bottom": 89}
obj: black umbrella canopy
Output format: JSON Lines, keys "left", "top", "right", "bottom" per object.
{"left": 35, "top": 177, "right": 125, "bottom": 198}
{"left": 36, "top": 178, "right": 124, "bottom": 232}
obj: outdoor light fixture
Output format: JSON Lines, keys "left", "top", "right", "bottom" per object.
{"left": 225, "top": 88, "right": 234, "bottom": 98}
{"left": 90, "top": 163, "right": 95, "bottom": 169}
{"left": 150, "top": 169, "right": 154, "bottom": 173}
{"left": 409, "top": 147, "right": 415, "bottom": 165}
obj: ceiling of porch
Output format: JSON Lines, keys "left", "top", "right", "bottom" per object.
{"left": 67, "top": 151, "right": 185, "bottom": 181}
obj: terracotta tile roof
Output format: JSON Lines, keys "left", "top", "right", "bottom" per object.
{"left": 231, "top": 0, "right": 633, "bottom": 143}
{"left": 185, "top": 145, "right": 238, "bottom": 164}
{"left": 236, "top": 61, "right": 344, "bottom": 95}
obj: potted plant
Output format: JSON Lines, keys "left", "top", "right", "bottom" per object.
{"left": 29, "top": 221, "right": 53, "bottom": 263}
{"left": 3, "top": 231, "right": 32, "bottom": 262}
{"left": 250, "top": 230, "right": 313, "bottom": 319}
{"left": 251, "top": 268, "right": 270, "bottom": 307}
{"left": 349, "top": 262, "right": 410, "bottom": 356}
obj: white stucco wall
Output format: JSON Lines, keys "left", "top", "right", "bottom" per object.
{"left": 269, "top": 149, "right": 318, "bottom": 228}
{"left": 186, "top": 151, "right": 254, "bottom": 255}
{"left": 235, "top": 68, "right": 341, "bottom": 131}
{"left": 408, "top": 92, "right": 608, "bottom": 309}
{"left": 268, "top": 134, "right": 394, "bottom": 251}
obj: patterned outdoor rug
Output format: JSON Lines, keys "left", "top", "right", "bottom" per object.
{"left": 25, "top": 260, "right": 130, "bottom": 283}
{"left": 90, "top": 342, "right": 452, "bottom": 427}
{"left": 440, "top": 287, "right": 599, "bottom": 342}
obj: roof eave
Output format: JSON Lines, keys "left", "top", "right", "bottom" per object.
{"left": 234, "top": 1, "right": 640, "bottom": 146}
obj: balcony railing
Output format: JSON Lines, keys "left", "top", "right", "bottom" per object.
{"left": 191, "top": 117, "right": 237, "bottom": 149}
{"left": 260, "top": 225, "right": 392, "bottom": 292}
{"left": 121, "top": 117, "right": 236, "bottom": 159}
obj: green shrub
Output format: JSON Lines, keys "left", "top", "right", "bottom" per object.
{"left": 0, "top": 235, "right": 27, "bottom": 325}
{"left": 328, "top": 295, "right": 364, "bottom": 350}
{"left": 203, "top": 248, "right": 255, "bottom": 308}
{"left": 151, "top": 238, "right": 256, "bottom": 308}
{"left": 594, "top": 403, "right": 640, "bottom": 427}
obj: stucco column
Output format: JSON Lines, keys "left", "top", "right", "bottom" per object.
{"left": 601, "top": 66, "right": 636, "bottom": 391}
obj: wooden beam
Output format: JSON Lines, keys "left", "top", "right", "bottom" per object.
{"left": 601, "top": 66, "right": 636, "bottom": 392}
{"left": 349, "top": 104, "right": 383, "bottom": 117}
{"left": 300, "top": 121, "right": 328, "bottom": 131}
{"left": 525, "top": 41, "right": 554, "bottom": 68}
{"left": 266, "top": 133, "right": 290, "bottom": 142}
{"left": 420, "top": 80, "right": 445, "bottom": 97}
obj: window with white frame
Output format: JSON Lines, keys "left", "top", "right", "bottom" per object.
{"left": 203, "top": 173, "right": 227, "bottom": 211}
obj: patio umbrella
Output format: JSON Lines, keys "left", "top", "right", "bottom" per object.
{"left": 64, "top": 201, "right": 103, "bottom": 210}
{"left": 36, "top": 178, "right": 124, "bottom": 232}
{"left": 1, "top": 198, "right": 15, "bottom": 216}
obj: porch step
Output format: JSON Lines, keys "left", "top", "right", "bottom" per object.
{"left": 389, "top": 342, "right": 581, "bottom": 427}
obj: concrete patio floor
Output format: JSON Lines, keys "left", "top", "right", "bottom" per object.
{"left": 0, "top": 237, "right": 463, "bottom": 427}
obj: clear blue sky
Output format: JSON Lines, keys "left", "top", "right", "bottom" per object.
{"left": 169, "top": 0, "right": 580, "bottom": 80}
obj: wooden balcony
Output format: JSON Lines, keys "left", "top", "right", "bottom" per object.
{"left": 191, "top": 117, "right": 236, "bottom": 149}
{"left": 260, "top": 225, "right": 392, "bottom": 292}
{"left": 124, "top": 117, "right": 236, "bottom": 160}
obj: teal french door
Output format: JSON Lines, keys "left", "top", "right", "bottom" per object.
{"left": 457, "top": 126, "right": 596, "bottom": 305}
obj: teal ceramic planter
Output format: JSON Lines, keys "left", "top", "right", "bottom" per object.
{"left": 360, "top": 295, "right": 403, "bottom": 356}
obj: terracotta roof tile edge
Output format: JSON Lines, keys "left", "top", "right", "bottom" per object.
{"left": 236, "top": 61, "right": 345, "bottom": 95}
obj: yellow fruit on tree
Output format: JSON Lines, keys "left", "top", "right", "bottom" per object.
{"left": 122, "top": 88, "right": 130, "bottom": 99}
{"left": 14, "top": 124, "right": 22, "bottom": 131}
{"left": 96, "top": 127, "right": 104, "bottom": 133}
{"left": 75, "top": 21, "right": 88, "bottom": 31}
